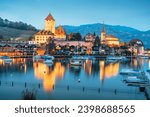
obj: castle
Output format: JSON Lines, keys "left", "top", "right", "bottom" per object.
{"left": 35, "top": 13, "right": 66, "bottom": 44}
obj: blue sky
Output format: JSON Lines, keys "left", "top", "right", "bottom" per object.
{"left": 0, "top": 0, "right": 150, "bottom": 31}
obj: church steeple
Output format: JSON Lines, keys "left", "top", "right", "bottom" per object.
{"left": 102, "top": 21, "right": 106, "bottom": 33}
{"left": 101, "top": 21, "right": 106, "bottom": 43}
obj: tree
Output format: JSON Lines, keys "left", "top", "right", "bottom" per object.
{"left": 0, "top": 35, "right": 3, "bottom": 39}
{"left": 0, "top": 17, "right": 37, "bottom": 31}
{"left": 93, "top": 32, "right": 96, "bottom": 36}
{"left": 75, "top": 32, "right": 82, "bottom": 41}
{"left": 94, "top": 36, "right": 100, "bottom": 46}
{"left": 0, "top": 18, "right": 4, "bottom": 26}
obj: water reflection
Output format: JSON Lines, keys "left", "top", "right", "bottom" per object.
{"left": 0, "top": 57, "right": 149, "bottom": 99}
{"left": 130, "top": 58, "right": 144, "bottom": 69}
{"left": 99, "top": 61, "right": 120, "bottom": 81}
{"left": 33, "top": 62, "right": 65, "bottom": 93}
{"left": 84, "top": 60, "right": 92, "bottom": 76}
{"left": 0, "top": 58, "right": 31, "bottom": 76}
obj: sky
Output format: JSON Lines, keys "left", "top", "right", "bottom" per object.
{"left": 0, "top": 0, "right": 150, "bottom": 31}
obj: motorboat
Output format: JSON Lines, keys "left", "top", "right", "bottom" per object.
{"left": 107, "top": 55, "right": 122, "bottom": 60}
{"left": 107, "top": 56, "right": 129, "bottom": 62}
{"left": 120, "top": 56, "right": 129, "bottom": 62}
{"left": 33, "top": 55, "right": 42, "bottom": 61}
{"left": 42, "top": 55, "right": 54, "bottom": 60}
{"left": 120, "top": 69, "right": 142, "bottom": 75}
{"left": 0, "top": 56, "right": 12, "bottom": 63}
{"left": 138, "top": 56, "right": 149, "bottom": 59}
{"left": 44, "top": 59, "right": 53, "bottom": 65}
{"left": 70, "top": 60, "right": 82, "bottom": 66}
{"left": 106, "top": 59, "right": 118, "bottom": 64}
{"left": 43, "top": 55, "right": 54, "bottom": 65}
{"left": 71, "top": 55, "right": 84, "bottom": 60}
{"left": 123, "top": 76, "right": 149, "bottom": 84}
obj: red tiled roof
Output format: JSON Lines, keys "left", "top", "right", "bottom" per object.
{"left": 45, "top": 13, "right": 55, "bottom": 21}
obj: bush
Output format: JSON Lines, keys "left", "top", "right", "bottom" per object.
{"left": 22, "top": 89, "right": 37, "bottom": 100}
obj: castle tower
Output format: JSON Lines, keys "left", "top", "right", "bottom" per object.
{"left": 101, "top": 22, "right": 106, "bottom": 43}
{"left": 45, "top": 13, "right": 55, "bottom": 33}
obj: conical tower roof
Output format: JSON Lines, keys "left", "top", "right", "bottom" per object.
{"left": 102, "top": 21, "right": 106, "bottom": 32}
{"left": 45, "top": 13, "right": 55, "bottom": 21}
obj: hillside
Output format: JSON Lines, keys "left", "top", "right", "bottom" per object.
{"left": 0, "top": 17, "right": 37, "bottom": 40}
{"left": 62, "top": 23, "right": 150, "bottom": 47}
{"left": 0, "top": 26, "right": 37, "bottom": 40}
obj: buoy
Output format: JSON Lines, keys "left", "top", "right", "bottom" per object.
{"left": 78, "top": 79, "right": 80, "bottom": 83}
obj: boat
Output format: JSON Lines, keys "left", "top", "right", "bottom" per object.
{"left": 0, "top": 56, "right": 12, "bottom": 63}
{"left": 105, "top": 59, "right": 118, "bottom": 64}
{"left": 71, "top": 55, "right": 84, "bottom": 60}
{"left": 123, "top": 76, "right": 149, "bottom": 84}
{"left": 107, "top": 55, "right": 122, "bottom": 60}
{"left": 120, "top": 69, "right": 142, "bottom": 75}
{"left": 138, "top": 55, "right": 149, "bottom": 59}
{"left": 44, "top": 59, "right": 53, "bottom": 64}
{"left": 70, "top": 60, "right": 82, "bottom": 66}
{"left": 33, "top": 55, "right": 42, "bottom": 61}
{"left": 42, "top": 55, "right": 54, "bottom": 60}
{"left": 120, "top": 56, "right": 129, "bottom": 62}
{"left": 43, "top": 55, "right": 54, "bottom": 65}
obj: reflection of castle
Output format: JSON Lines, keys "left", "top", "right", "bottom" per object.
{"left": 35, "top": 13, "right": 66, "bottom": 44}
{"left": 99, "top": 61, "right": 120, "bottom": 80}
{"left": 33, "top": 62, "right": 65, "bottom": 93}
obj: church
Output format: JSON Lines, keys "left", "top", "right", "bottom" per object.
{"left": 101, "top": 24, "right": 119, "bottom": 47}
{"left": 35, "top": 13, "right": 66, "bottom": 44}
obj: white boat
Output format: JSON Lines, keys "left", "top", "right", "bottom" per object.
{"left": 1, "top": 56, "right": 12, "bottom": 63}
{"left": 138, "top": 56, "right": 149, "bottom": 59}
{"left": 120, "top": 69, "right": 142, "bottom": 75}
{"left": 33, "top": 55, "right": 42, "bottom": 61}
{"left": 70, "top": 60, "right": 82, "bottom": 66}
{"left": 120, "top": 56, "right": 129, "bottom": 62}
{"left": 42, "top": 55, "right": 54, "bottom": 60}
{"left": 44, "top": 59, "right": 53, "bottom": 64}
{"left": 43, "top": 55, "right": 54, "bottom": 65}
{"left": 107, "top": 55, "right": 122, "bottom": 60}
{"left": 106, "top": 59, "right": 118, "bottom": 64}
{"left": 71, "top": 56, "right": 84, "bottom": 60}
{"left": 124, "top": 76, "right": 149, "bottom": 84}
{"left": 107, "top": 56, "right": 128, "bottom": 61}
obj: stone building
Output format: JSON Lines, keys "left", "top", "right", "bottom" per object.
{"left": 101, "top": 23, "right": 119, "bottom": 47}
{"left": 35, "top": 13, "right": 66, "bottom": 44}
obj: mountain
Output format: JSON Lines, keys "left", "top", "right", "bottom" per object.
{"left": 0, "top": 17, "right": 150, "bottom": 47}
{"left": 62, "top": 23, "right": 150, "bottom": 48}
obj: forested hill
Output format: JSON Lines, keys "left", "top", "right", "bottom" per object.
{"left": 0, "top": 17, "right": 37, "bottom": 40}
{"left": 0, "top": 17, "right": 37, "bottom": 31}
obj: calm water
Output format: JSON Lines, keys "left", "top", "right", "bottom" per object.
{"left": 0, "top": 58, "right": 150, "bottom": 100}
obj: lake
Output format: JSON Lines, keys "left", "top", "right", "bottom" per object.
{"left": 0, "top": 57, "right": 150, "bottom": 100}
